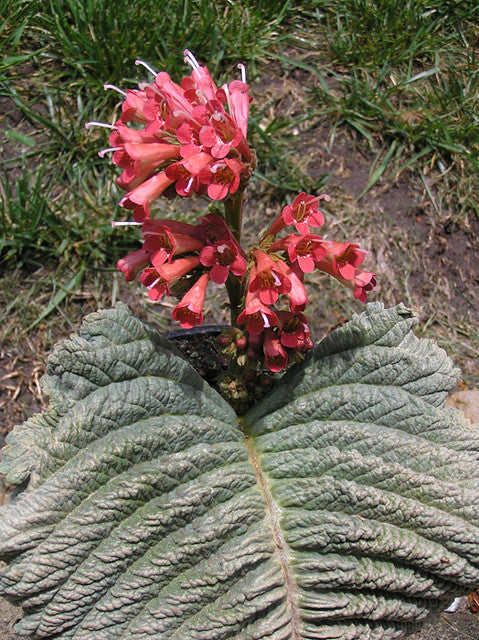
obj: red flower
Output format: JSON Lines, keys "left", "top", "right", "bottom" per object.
{"left": 271, "top": 233, "right": 327, "bottom": 274}
{"left": 172, "top": 272, "right": 209, "bottom": 328}
{"left": 117, "top": 247, "right": 151, "bottom": 282}
{"left": 322, "top": 241, "right": 368, "bottom": 280}
{"left": 114, "top": 141, "right": 181, "bottom": 192}
{"left": 225, "top": 76, "right": 250, "bottom": 138}
{"left": 198, "top": 158, "right": 246, "bottom": 200}
{"left": 316, "top": 259, "right": 376, "bottom": 303}
{"left": 165, "top": 152, "right": 213, "bottom": 197}
{"left": 263, "top": 329, "right": 288, "bottom": 372}
{"left": 119, "top": 171, "right": 175, "bottom": 221}
{"left": 248, "top": 250, "right": 291, "bottom": 306}
{"left": 237, "top": 289, "right": 279, "bottom": 336}
{"left": 349, "top": 269, "right": 377, "bottom": 303}
{"left": 99, "top": 53, "right": 254, "bottom": 213}
{"left": 141, "top": 220, "right": 204, "bottom": 268}
{"left": 120, "top": 88, "right": 150, "bottom": 124}
{"left": 199, "top": 240, "right": 246, "bottom": 284}
{"left": 277, "top": 311, "right": 313, "bottom": 351}
{"left": 273, "top": 259, "right": 308, "bottom": 312}
{"left": 140, "top": 256, "right": 200, "bottom": 301}
{"left": 269, "top": 193, "right": 329, "bottom": 236}
{"left": 182, "top": 50, "right": 223, "bottom": 104}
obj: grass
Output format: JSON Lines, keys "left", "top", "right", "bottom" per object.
{"left": 279, "top": 0, "right": 479, "bottom": 213}
{"left": 0, "top": 0, "right": 478, "bottom": 404}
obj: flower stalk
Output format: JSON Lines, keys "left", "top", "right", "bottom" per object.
{"left": 91, "top": 51, "right": 377, "bottom": 374}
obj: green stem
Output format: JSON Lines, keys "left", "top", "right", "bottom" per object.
{"left": 223, "top": 185, "right": 247, "bottom": 327}
{"left": 224, "top": 186, "right": 245, "bottom": 244}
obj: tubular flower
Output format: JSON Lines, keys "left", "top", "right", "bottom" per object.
{"left": 237, "top": 289, "right": 279, "bottom": 336}
{"left": 316, "top": 258, "right": 377, "bottom": 303}
{"left": 141, "top": 222, "right": 204, "bottom": 268}
{"left": 165, "top": 152, "right": 213, "bottom": 196}
{"left": 91, "top": 51, "right": 254, "bottom": 214}
{"left": 172, "top": 272, "right": 210, "bottom": 328}
{"left": 198, "top": 158, "right": 246, "bottom": 200}
{"left": 271, "top": 233, "right": 327, "bottom": 274}
{"left": 140, "top": 256, "right": 201, "bottom": 301}
{"left": 322, "top": 240, "right": 368, "bottom": 280}
{"left": 277, "top": 311, "right": 313, "bottom": 351}
{"left": 198, "top": 212, "right": 246, "bottom": 283}
{"left": 120, "top": 88, "right": 150, "bottom": 124}
{"left": 348, "top": 269, "right": 377, "bottom": 303}
{"left": 225, "top": 73, "right": 250, "bottom": 138}
{"left": 249, "top": 250, "right": 292, "bottom": 306}
{"left": 114, "top": 142, "right": 181, "bottom": 192}
{"left": 263, "top": 328, "right": 288, "bottom": 372}
{"left": 119, "top": 171, "right": 175, "bottom": 221}
{"left": 268, "top": 193, "right": 330, "bottom": 236}
{"left": 199, "top": 240, "right": 246, "bottom": 284}
{"left": 117, "top": 247, "right": 151, "bottom": 282}
{"left": 273, "top": 259, "right": 308, "bottom": 312}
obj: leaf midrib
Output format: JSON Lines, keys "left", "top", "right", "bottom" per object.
{"left": 245, "top": 435, "right": 303, "bottom": 640}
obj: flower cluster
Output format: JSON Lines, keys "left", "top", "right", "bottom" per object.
{"left": 89, "top": 51, "right": 253, "bottom": 222}
{"left": 90, "top": 52, "right": 376, "bottom": 374}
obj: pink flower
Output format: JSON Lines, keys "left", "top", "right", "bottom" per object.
{"left": 115, "top": 142, "right": 181, "bottom": 191}
{"left": 225, "top": 78, "right": 250, "bottom": 138}
{"left": 277, "top": 311, "right": 313, "bottom": 351}
{"left": 117, "top": 247, "right": 151, "bottom": 282}
{"left": 172, "top": 272, "right": 209, "bottom": 328}
{"left": 198, "top": 158, "right": 246, "bottom": 200}
{"left": 271, "top": 233, "right": 327, "bottom": 274}
{"left": 120, "top": 171, "right": 175, "bottom": 221}
{"left": 182, "top": 50, "right": 222, "bottom": 104}
{"left": 263, "top": 329, "right": 288, "bottom": 372}
{"left": 141, "top": 220, "right": 204, "bottom": 268}
{"left": 350, "top": 269, "right": 377, "bottom": 303}
{"left": 165, "top": 152, "right": 213, "bottom": 197}
{"left": 322, "top": 241, "right": 368, "bottom": 280}
{"left": 199, "top": 240, "right": 246, "bottom": 284}
{"left": 176, "top": 122, "right": 203, "bottom": 159}
{"left": 120, "top": 89, "right": 150, "bottom": 124}
{"left": 237, "top": 290, "right": 279, "bottom": 336}
{"left": 154, "top": 71, "right": 195, "bottom": 117}
{"left": 140, "top": 256, "right": 200, "bottom": 301}
{"left": 269, "top": 193, "right": 329, "bottom": 236}
{"left": 248, "top": 250, "right": 291, "bottom": 306}
{"left": 274, "top": 259, "right": 308, "bottom": 312}
{"left": 316, "top": 259, "right": 377, "bottom": 303}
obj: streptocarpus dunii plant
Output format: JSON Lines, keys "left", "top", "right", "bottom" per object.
{"left": 0, "top": 53, "right": 478, "bottom": 640}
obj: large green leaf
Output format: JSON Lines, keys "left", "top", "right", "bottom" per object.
{"left": 1, "top": 302, "right": 478, "bottom": 639}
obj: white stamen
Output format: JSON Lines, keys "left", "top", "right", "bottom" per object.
{"left": 237, "top": 63, "right": 246, "bottom": 83}
{"left": 261, "top": 312, "right": 271, "bottom": 328}
{"left": 183, "top": 49, "right": 200, "bottom": 69}
{"left": 184, "top": 176, "right": 194, "bottom": 193}
{"left": 135, "top": 59, "right": 158, "bottom": 76}
{"left": 147, "top": 277, "right": 162, "bottom": 290}
{"left": 103, "top": 83, "right": 127, "bottom": 96}
{"left": 98, "top": 146, "right": 121, "bottom": 158}
{"left": 111, "top": 221, "right": 142, "bottom": 227}
{"left": 217, "top": 244, "right": 228, "bottom": 253}
{"left": 272, "top": 272, "right": 282, "bottom": 287}
{"left": 85, "top": 121, "right": 115, "bottom": 130}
